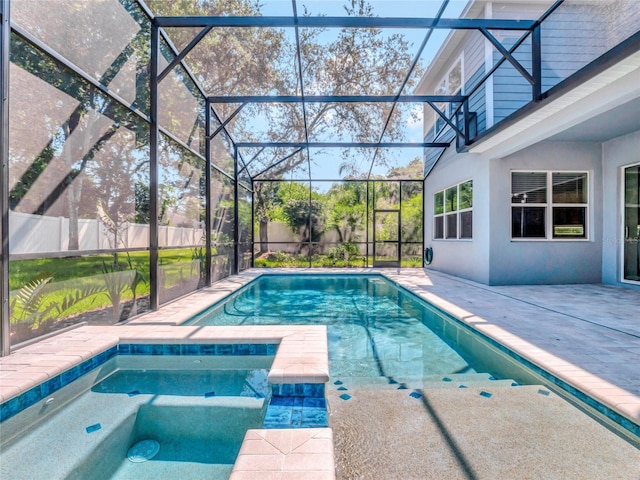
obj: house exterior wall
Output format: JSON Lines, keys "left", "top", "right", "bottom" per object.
{"left": 487, "top": 141, "right": 603, "bottom": 285}
{"left": 424, "top": 148, "right": 490, "bottom": 284}
{"left": 420, "top": 0, "right": 639, "bottom": 287}
{"left": 602, "top": 130, "right": 640, "bottom": 289}
{"left": 425, "top": 141, "right": 604, "bottom": 286}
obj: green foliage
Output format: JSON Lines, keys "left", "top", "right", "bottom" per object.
{"left": 254, "top": 251, "right": 309, "bottom": 268}
{"left": 237, "top": 196, "right": 252, "bottom": 242}
{"left": 134, "top": 182, "right": 151, "bottom": 224}
{"left": 402, "top": 256, "right": 424, "bottom": 268}
{"left": 282, "top": 198, "right": 325, "bottom": 242}
{"left": 101, "top": 253, "right": 147, "bottom": 322}
{"left": 326, "top": 183, "right": 367, "bottom": 243}
{"left": 401, "top": 191, "right": 424, "bottom": 242}
{"left": 191, "top": 246, "right": 208, "bottom": 286}
{"left": 326, "top": 243, "right": 364, "bottom": 267}
{"left": 9, "top": 273, "right": 101, "bottom": 334}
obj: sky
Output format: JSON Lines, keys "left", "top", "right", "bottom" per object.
{"left": 214, "top": 0, "right": 469, "bottom": 181}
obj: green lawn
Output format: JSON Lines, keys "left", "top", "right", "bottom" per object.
{"left": 9, "top": 249, "right": 423, "bottom": 333}
{"left": 9, "top": 249, "right": 206, "bottom": 326}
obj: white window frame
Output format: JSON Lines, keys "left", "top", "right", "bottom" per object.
{"left": 511, "top": 170, "right": 590, "bottom": 241}
{"left": 433, "top": 179, "right": 473, "bottom": 241}
{"left": 433, "top": 54, "right": 464, "bottom": 137}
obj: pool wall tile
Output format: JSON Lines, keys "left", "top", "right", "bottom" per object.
{"left": 116, "top": 343, "right": 278, "bottom": 357}
{"left": 0, "top": 346, "right": 117, "bottom": 423}
{"left": 263, "top": 394, "right": 329, "bottom": 429}
{"left": 271, "top": 383, "right": 325, "bottom": 398}
{"left": 0, "top": 343, "right": 280, "bottom": 423}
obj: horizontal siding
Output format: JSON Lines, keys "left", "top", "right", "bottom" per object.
{"left": 420, "top": 1, "right": 640, "bottom": 140}
{"left": 493, "top": 3, "right": 549, "bottom": 21}
{"left": 462, "top": 31, "right": 485, "bottom": 86}
{"left": 493, "top": 37, "right": 532, "bottom": 123}
{"left": 489, "top": 1, "right": 640, "bottom": 118}
{"left": 467, "top": 66, "right": 486, "bottom": 134}
{"left": 539, "top": 0, "right": 639, "bottom": 91}
{"left": 423, "top": 147, "right": 444, "bottom": 176}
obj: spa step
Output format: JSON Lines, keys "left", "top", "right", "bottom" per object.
{"left": 328, "top": 374, "right": 520, "bottom": 391}
{"left": 1, "top": 391, "right": 266, "bottom": 480}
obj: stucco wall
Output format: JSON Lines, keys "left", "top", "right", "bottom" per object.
{"left": 602, "top": 130, "right": 640, "bottom": 289}
{"left": 488, "top": 141, "right": 603, "bottom": 285}
{"left": 424, "top": 149, "right": 490, "bottom": 284}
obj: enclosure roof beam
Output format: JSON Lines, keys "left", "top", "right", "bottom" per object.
{"left": 368, "top": 0, "right": 449, "bottom": 180}
{"left": 252, "top": 147, "right": 305, "bottom": 179}
{"left": 208, "top": 94, "right": 466, "bottom": 104}
{"left": 155, "top": 16, "right": 535, "bottom": 31}
{"left": 237, "top": 142, "right": 449, "bottom": 148}
{"left": 480, "top": 27, "right": 534, "bottom": 85}
{"left": 426, "top": 101, "right": 465, "bottom": 138}
{"left": 158, "top": 25, "right": 214, "bottom": 83}
{"left": 207, "top": 103, "right": 245, "bottom": 140}
{"left": 291, "top": 0, "right": 312, "bottom": 183}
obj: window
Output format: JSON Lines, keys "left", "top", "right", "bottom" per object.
{"left": 433, "top": 56, "right": 463, "bottom": 136}
{"left": 434, "top": 180, "right": 472, "bottom": 240}
{"left": 511, "top": 172, "right": 588, "bottom": 239}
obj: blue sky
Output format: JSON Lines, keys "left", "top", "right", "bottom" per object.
{"left": 228, "top": 1, "right": 468, "bottom": 180}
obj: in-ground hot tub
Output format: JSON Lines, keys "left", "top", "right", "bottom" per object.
{"left": 1, "top": 352, "right": 274, "bottom": 480}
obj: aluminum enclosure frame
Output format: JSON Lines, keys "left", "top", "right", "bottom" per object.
{"left": 0, "top": 0, "right": 566, "bottom": 354}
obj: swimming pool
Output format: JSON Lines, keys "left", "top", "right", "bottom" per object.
{"left": 189, "top": 275, "right": 526, "bottom": 383}
{"left": 0, "top": 355, "right": 272, "bottom": 480}
{"left": 187, "top": 274, "right": 640, "bottom": 447}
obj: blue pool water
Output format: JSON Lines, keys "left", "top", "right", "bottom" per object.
{"left": 0, "top": 356, "right": 272, "bottom": 480}
{"left": 188, "top": 274, "right": 640, "bottom": 448}
{"left": 189, "top": 275, "right": 491, "bottom": 381}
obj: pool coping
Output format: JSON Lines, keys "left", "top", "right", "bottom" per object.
{"left": 230, "top": 428, "right": 335, "bottom": 480}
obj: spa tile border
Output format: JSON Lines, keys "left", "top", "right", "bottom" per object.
{"left": 0, "top": 342, "right": 278, "bottom": 422}
{"left": 0, "top": 324, "right": 330, "bottom": 407}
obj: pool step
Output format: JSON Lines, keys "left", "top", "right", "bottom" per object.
{"left": 329, "top": 373, "right": 520, "bottom": 391}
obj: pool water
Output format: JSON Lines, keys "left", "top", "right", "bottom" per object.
{"left": 0, "top": 356, "right": 272, "bottom": 480}
{"left": 190, "top": 275, "right": 490, "bottom": 382}
{"left": 188, "top": 274, "right": 640, "bottom": 477}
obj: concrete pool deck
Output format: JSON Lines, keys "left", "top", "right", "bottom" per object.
{"left": 1, "top": 267, "right": 639, "bottom": 477}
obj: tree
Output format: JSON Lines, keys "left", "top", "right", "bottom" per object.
{"left": 9, "top": 31, "right": 149, "bottom": 251}
{"left": 325, "top": 182, "right": 367, "bottom": 243}
{"left": 282, "top": 198, "right": 324, "bottom": 253}
{"left": 387, "top": 157, "right": 424, "bottom": 181}
{"left": 146, "top": 0, "right": 423, "bottom": 250}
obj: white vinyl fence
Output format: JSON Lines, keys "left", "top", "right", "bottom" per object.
{"left": 9, "top": 211, "right": 205, "bottom": 254}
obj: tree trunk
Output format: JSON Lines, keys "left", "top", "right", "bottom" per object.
{"left": 259, "top": 217, "right": 269, "bottom": 253}
{"left": 68, "top": 197, "right": 80, "bottom": 250}
{"left": 66, "top": 159, "right": 83, "bottom": 251}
